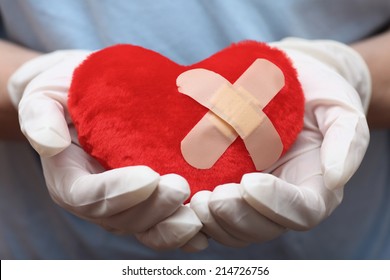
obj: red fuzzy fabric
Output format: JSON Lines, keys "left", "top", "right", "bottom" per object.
{"left": 68, "top": 41, "right": 304, "bottom": 198}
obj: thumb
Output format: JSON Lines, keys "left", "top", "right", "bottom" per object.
{"left": 135, "top": 206, "right": 202, "bottom": 250}
{"left": 18, "top": 52, "right": 90, "bottom": 156}
{"left": 315, "top": 105, "right": 369, "bottom": 190}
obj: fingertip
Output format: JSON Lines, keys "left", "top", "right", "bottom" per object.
{"left": 123, "top": 165, "right": 161, "bottom": 188}
{"left": 241, "top": 173, "right": 278, "bottom": 202}
{"left": 159, "top": 174, "right": 191, "bottom": 202}
{"left": 189, "top": 190, "right": 212, "bottom": 222}
{"left": 323, "top": 165, "right": 345, "bottom": 190}
{"left": 135, "top": 206, "right": 202, "bottom": 250}
{"left": 24, "top": 126, "right": 71, "bottom": 157}
{"left": 241, "top": 172, "right": 273, "bottom": 186}
{"left": 190, "top": 189, "right": 249, "bottom": 248}
{"left": 19, "top": 97, "right": 71, "bottom": 157}
{"left": 181, "top": 232, "right": 209, "bottom": 252}
{"left": 321, "top": 112, "right": 369, "bottom": 190}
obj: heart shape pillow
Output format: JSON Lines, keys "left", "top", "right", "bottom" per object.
{"left": 68, "top": 41, "right": 304, "bottom": 196}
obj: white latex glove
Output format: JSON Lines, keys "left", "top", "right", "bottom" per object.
{"left": 8, "top": 51, "right": 207, "bottom": 251}
{"left": 190, "top": 38, "right": 371, "bottom": 247}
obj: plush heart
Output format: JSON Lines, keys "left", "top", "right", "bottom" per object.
{"left": 68, "top": 41, "right": 304, "bottom": 197}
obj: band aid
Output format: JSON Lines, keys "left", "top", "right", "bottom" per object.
{"left": 209, "top": 83, "right": 265, "bottom": 138}
{"left": 177, "top": 59, "right": 285, "bottom": 170}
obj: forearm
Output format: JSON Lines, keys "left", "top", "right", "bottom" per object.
{"left": 351, "top": 30, "right": 390, "bottom": 128}
{"left": 0, "top": 39, "right": 41, "bottom": 140}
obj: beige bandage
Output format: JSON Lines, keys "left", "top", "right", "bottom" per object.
{"left": 177, "top": 59, "right": 285, "bottom": 170}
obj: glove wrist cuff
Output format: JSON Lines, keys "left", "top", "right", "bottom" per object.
{"left": 271, "top": 38, "right": 372, "bottom": 113}
{"left": 7, "top": 50, "right": 91, "bottom": 108}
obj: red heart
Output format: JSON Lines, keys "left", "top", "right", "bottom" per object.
{"left": 68, "top": 41, "right": 304, "bottom": 197}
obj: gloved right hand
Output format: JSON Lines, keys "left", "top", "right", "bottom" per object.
{"left": 190, "top": 38, "right": 371, "bottom": 247}
{"left": 8, "top": 50, "right": 206, "bottom": 251}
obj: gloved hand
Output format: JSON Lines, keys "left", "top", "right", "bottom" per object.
{"left": 8, "top": 50, "right": 207, "bottom": 251}
{"left": 190, "top": 38, "right": 371, "bottom": 247}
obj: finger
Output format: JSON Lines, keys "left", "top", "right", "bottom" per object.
{"left": 18, "top": 53, "right": 89, "bottom": 157}
{"left": 41, "top": 144, "right": 159, "bottom": 219}
{"left": 99, "top": 174, "right": 190, "bottom": 233}
{"left": 315, "top": 105, "right": 369, "bottom": 190}
{"left": 241, "top": 167, "right": 342, "bottom": 231}
{"left": 209, "top": 184, "right": 286, "bottom": 243}
{"left": 190, "top": 190, "right": 249, "bottom": 247}
{"left": 135, "top": 206, "right": 202, "bottom": 251}
{"left": 181, "top": 232, "right": 209, "bottom": 252}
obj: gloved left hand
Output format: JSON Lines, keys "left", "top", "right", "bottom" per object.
{"left": 8, "top": 50, "right": 207, "bottom": 251}
{"left": 190, "top": 38, "right": 371, "bottom": 247}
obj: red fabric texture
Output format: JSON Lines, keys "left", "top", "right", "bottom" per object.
{"left": 68, "top": 41, "right": 304, "bottom": 197}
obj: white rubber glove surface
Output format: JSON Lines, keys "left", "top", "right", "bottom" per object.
{"left": 190, "top": 38, "right": 371, "bottom": 247}
{"left": 9, "top": 51, "right": 205, "bottom": 251}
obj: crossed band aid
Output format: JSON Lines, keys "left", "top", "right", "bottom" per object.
{"left": 177, "top": 59, "right": 285, "bottom": 170}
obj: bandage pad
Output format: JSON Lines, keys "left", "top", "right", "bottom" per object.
{"left": 177, "top": 59, "right": 285, "bottom": 171}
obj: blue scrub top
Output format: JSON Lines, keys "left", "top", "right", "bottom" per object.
{"left": 0, "top": 0, "right": 389, "bottom": 259}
